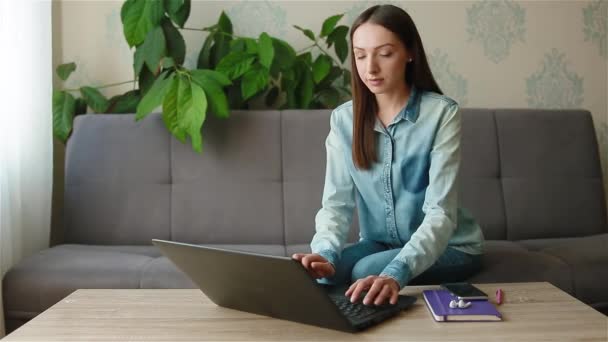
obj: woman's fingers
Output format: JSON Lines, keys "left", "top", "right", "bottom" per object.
{"left": 349, "top": 278, "right": 372, "bottom": 303}
{"left": 291, "top": 253, "right": 304, "bottom": 261}
{"left": 347, "top": 276, "right": 400, "bottom": 305}
{"left": 311, "top": 261, "right": 334, "bottom": 278}
{"left": 363, "top": 278, "right": 384, "bottom": 305}
{"left": 345, "top": 282, "right": 356, "bottom": 297}
{"left": 390, "top": 287, "right": 399, "bottom": 305}
{"left": 374, "top": 284, "right": 392, "bottom": 305}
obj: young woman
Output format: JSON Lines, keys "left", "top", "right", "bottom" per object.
{"left": 293, "top": 5, "right": 484, "bottom": 306}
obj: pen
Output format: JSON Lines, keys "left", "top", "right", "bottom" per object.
{"left": 496, "top": 288, "right": 504, "bottom": 305}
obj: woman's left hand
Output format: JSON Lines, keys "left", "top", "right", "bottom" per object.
{"left": 345, "top": 275, "right": 400, "bottom": 305}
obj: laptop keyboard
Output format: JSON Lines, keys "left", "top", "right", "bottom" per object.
{"left": 331, "top": 295, "right": 391, "bottom": 320}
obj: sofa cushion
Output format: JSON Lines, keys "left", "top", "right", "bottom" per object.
{"left": 64, "top": 114, "right": 172, "bottom": 244}
{"left": 467, "top": 240, "right": 573, "bottom": 294}
{"left": 282, "top": 110, "right": 360, "bottom": 246}
{"left": 3, "top": 244, "right": 289, "bottom": 320}
{"left": 2, "top": 245, "right": 158, "bottom": 320}
{"left": 170, "top": 111, "right": 284, "bottom": 244}
{"left": 459, "top": 109, "right": 506, "bottom": 240}
{"left": 495, "top": 109, "right": 607, "bottom": 240}
{"left": 519, "top": 234, "right": 608, "bottom": 306}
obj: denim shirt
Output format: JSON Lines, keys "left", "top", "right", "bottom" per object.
{"left": 310, "top": 86, "right": 484, "bottom": 288}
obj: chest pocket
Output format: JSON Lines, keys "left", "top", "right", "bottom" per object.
{"left": 400, "top": 154, "right": 430, "bottom": 193}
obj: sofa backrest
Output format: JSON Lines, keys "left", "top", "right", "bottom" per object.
{"left": 64, "top": 109, "right": 606, "bottom": 245}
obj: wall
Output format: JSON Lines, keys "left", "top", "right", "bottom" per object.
{"left": 51, "top": 1, "right": 608, "bottom": 237}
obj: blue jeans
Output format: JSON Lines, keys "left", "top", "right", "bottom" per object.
{"left": 326, "top": 239, "right": 482, "bottom": 287}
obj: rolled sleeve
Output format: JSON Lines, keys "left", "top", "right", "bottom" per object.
{"left": 310, "top": 110, "right": 355, "bottom": 264}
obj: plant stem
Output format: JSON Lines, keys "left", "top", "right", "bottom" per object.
{"left": 63, "top": 80, "right": 135, "bottom": 92}
{"left": 181, "top": 27, "right": 241, "bottom": 40}
{"left": 296, "top": 44, "right": 315, "bottom": 54}
{"left": 181, "top": 27, "right": 207, "bottom": 32}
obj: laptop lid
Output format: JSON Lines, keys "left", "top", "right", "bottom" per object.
{"left": 152, "top": 239, "right": 356, "bottom": 332}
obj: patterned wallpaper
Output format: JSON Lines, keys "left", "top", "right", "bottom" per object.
{"left": 53, "top": 0, "right": 608, "bottom": 203}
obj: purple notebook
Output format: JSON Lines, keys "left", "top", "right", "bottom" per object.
{"left": 423, "top": 289, "right": 502, "bottom": 322}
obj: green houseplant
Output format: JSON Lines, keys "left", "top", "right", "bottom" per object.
{"left": 53, "top": 0, "right": 352, "bottom": 152}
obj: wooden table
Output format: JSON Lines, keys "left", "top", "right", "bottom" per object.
{"left": 3, "top": 282, "right": 606, "bottom": 341}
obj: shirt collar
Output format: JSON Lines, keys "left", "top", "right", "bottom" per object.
{"left": 397, "top": 85, "right": 421, "bottom": 123}
{"left": 373, "top": 85, "right": 421, "bottom": 132}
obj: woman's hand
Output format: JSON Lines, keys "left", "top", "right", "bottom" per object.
{"left": 292, "top": 253, "right": 336, "bottom": 279}
{"left": 345, "top": 275, "right": 400, "bottom": 305}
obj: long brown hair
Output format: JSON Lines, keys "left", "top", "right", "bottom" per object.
{"left": 350, "top": 5, "right": 442, "bottom": 169}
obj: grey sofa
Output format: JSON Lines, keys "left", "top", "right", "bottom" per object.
{"left": 4, "top": 108, "right": 607, "bottom": 331}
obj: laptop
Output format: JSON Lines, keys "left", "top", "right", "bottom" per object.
{"left": 152, "top": 239, "right": 416, "bottom": 333}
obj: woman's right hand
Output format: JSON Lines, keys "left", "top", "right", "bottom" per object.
{"left": 291, "top": 253, "right": 336, "bottom": 279}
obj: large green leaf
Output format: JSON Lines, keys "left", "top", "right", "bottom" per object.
{"left": 271, "top": 38, "right": 295, "bottom": 69}
{"left": 334, "top": 36, "right": 348, "bottom": 64}
{"left": 191, "top": 69, "right": 231, "bottom": 86}
{"left": 318, "top": 66, "right": 342, "bottom": 88}
{"left": 161, "top": 18, "right": 185, "bottom": 65}
{"left": 316, "top": 88, "right": 340, "bottom": 108}
{"left": 208, "top": 11, "right": 234, "bottom": 68}
{"left": 136, "top": 71, "right": 174, "bottom": 120}
{"left": 293, "top": 25, "right": 315, "bottom": 41}
{"left": 175, "top": 79, "right": 206, "bottom": 134}
{"left": 106, "top": 90, "right": 141, "bottom": 113}
{"left": 258, "top": 32, "right": 274, "bottom": 70}
{"left": 327, "top": 25, "right": 348, "bottom": 47}
{"left": 296, "top": 64, "right": 314, "bottom": 108}
{"left": 320, "top": 14, "right": 343, "bottom": 37}
{"left": 197, "top": 32, "right": 214, "bottom": 69}
{"left": 140, "top": 26, "right": 167, "bottom": 72}
{"left": 297, "top": 52, "right": 313, "bottom": 66}
{"left": 230, "top": 37, "right": 258, "bottom": 54}
{"left": 56, "top": 62, "right": 76, "bottom": 81}
{"left": 121, "top": 0, "right": 164, "bottom": 47}
{"left": 161, "top": 76, "right": 186, "bottom": 142}
{"left": 210, "top": 34, "right": 231, "bottom": 67}
{"left": 74, "top": 97, "right": 87, "bottom": 115}
{"left": 241, "top": 66, "right": 269, "bottom": 101}
{"left": 133, "top": 47, "right": 144, "bottom": 75}
{"left": 312, "top": 55, "right": 332, "bottom": 84}
{"left": 191, "top": 70, "right": 230, "bottom": 118}
{"left": 281, "top": 76, "right": 297, "bottom": 109}
{"left": 162, "top": 76, "right": 207, "bottom": 152}
{"left": 138, "top": 65, "right": 155, "bottom": 95}
{"left": 80, "top": 86, "right": 109, "bottom": 113}
{"left": 164, "top": 0, "right": 183, "bottom": 15}
{"left": 184, "top": 81, "right": 207, "bottom": 153}
{"left": 215, "top": 51, "right": 256, "bottom": 80}
{"left": 162, "top": 57, "right": 175, "bottom": 69}
{"left": 225, "top": 82, "right": 245, "bottom": 109}
{"left": 164, "top": 0, "right": 190, "bottom": 28}
{"left": 327, "top": 25, "right": 349, "bottom": 63}
{"left": 52, "top": 90, "right": 75, "bottom": 142}
{"left": 217, "top": 11, "right": 233, "bottom": 34}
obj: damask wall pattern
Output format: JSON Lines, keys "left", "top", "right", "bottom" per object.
{"left": 526, "top": 48, "right": 584, "bottom": 109}
{"left": 466, "top": 0, "right": 526, "bottom": 64}
{"left": 54, "top": 0, "right": 608, "bottom": 205}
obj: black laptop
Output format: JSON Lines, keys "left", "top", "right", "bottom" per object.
{"left": 152, "top": 239, "right": 416, "bottom": 333}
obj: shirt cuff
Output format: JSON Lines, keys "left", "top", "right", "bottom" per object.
{"left": 315, "top": 249, "right": 339, "bottom": 269}
{"left": 379, "top": 259, "right": 411, "bottom": 289}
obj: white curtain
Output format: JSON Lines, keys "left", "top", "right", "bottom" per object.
{"left": 0, "top": 0, "right": 53, "bottom": 336}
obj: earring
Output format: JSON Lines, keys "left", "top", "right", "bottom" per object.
{"left": 408, "top": 58, "right": 413, "bottom": 63}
